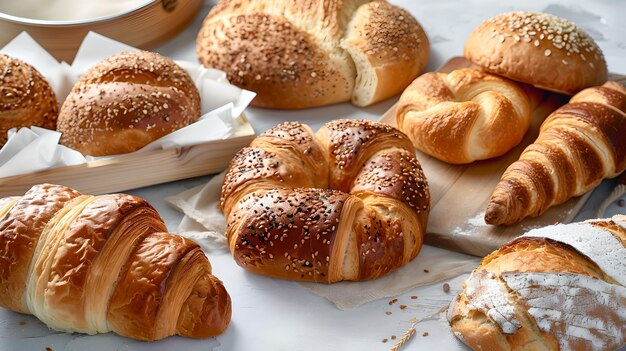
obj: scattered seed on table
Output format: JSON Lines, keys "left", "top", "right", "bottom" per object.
{"left": 443, "top": 283, "right": 450, "bottom": 293}
{"left": 410, "top": 296, "right": 417, "bottom": 300}
{"left": 382, "top": 338, "right": 388, "bottom": 343}
{"left": 423, "top": 269, "right": 429, "bottom": 273}
{"left": 385, "top": 311, "right": 392, "bottom": 315}
{"left": 391, "top": 335, "right": 397, "bottom": 340}
{"left": 389, "top": 298, "right": 398, "bottom": 305}
{"left": 618, "top": 199, "right": 625, "bottom": 207}
{"left": 400, "top": 305, "right": 407, "bottom": 310}
{"left": 423, "top": 332, "right": 429, "bottom": 337}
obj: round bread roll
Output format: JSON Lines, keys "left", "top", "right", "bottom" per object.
{"left": 396, "top": 68, "right": 532, "bottom": 164}
{"left": 57, "top": 51, "right": 201, "bottom": 156}
{"left": 464, "top": 11, "right": 607, "bottom": 95}
{"left": 197, "top": 0, "right": 429, "bottom": 109}
{"left": 0, "top": 54, "right": 58, "bottom": 146}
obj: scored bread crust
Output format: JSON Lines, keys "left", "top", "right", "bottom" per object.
{"left": 0, "top": 54, "right": 59, "bottom": 146}
{"left": 57, "top": 51, "right": 201, "bottom": 156}
{"left": 220, "top": 120, "right": 430, "bottom": 282}
{"left": 448, "top": 217, "right": 626, "bottom": 351}
{"left": 197, "top": 0, "right": 429, "bottom": 109}
{"left": 464, "top": 11, "right": 607, "bottom": 95}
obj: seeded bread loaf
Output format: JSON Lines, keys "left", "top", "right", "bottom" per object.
{"left": 0, "top": 54, "right": 58, "bottom": 146}
{"left": 465, "top": 11, "right": 607, "bottom": 95}
{"left": 57, "top": 51, "right": 201, "bottom": 156}
{"left": 197, "top": 0, "right": 429, "bottom": 109}
{"left": 220, "top": 120, "right": 430, "bottom": 282}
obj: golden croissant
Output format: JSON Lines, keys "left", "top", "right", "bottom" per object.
{"left": 485, "top": 81, "right": 626, "bottom": 225}
{"left": 220, "top": 120, "right": 430, "bottom": 282}
{"left": 396, "top": 68, "right": 532, "bottom": 164}
{"left": 0, "top": 184, "right": 231, "bottom": 341}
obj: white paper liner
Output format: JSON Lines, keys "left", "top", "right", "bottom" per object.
{"left": 166, "top": 172, "right": 481, "bottom": 310}
{"left": 0, "top": 32, "right": 255, "bottom": 177}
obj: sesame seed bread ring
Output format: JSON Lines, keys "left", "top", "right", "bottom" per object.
{"left": 197, "top": 0, "right": 429, "bottom": 109}
{"left": 396, "top": 68, "right": 532, "bottom": 164}
{"left": 220, "top": 120, "right": 430, "bottom": 282}
{"left": 57, "top": 51, "right": 201, "bottom": 156}
{"left": 465, "top": 11, "right": 608, "bottom": 95}
{"left": 0, "top": 54, "right": 59, "bottom": 146}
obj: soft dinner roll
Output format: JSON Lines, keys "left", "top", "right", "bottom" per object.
{"left": 0, "top": 54, "right": 58, "bottom": 146}
{"left": 197, "top": 0, "right": 429, "bottom": 109}
{"left": 465, "top": 11, "right": 607, "bottom": 95}
{"left": 397, "top": 68, "right": 532, "bottom": 164}
{"left": 57, "top": 51, "right": 201, "bottom": 156}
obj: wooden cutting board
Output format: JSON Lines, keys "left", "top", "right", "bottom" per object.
{"left": 380, "top": 57, "right": 626, "bottom": 257}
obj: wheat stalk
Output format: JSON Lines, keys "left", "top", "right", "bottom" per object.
{"left": 389, "top": 325, "right": 416, "bottom": 351}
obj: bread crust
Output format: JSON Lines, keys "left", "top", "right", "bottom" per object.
{"left": 57, "top": 51, "right": 200, "bottom": 156}
{"left": 221, "top": 120, "right": 430, "bottom": 282}
{"left": 197, "top": 0, "right": 429, "bottom": 108}
{"left": 397, "top": 68, "right": 532, "bottom": 164}
{"left": 0, "top": 54, "right": 58, "bottom": 146}
{"left": 464, "top": 11, "right": 607, "bottom": 95}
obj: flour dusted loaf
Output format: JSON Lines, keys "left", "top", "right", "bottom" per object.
{"left": 197, "top": 0, "right": 429, "bottom": 108}
{"left": 0, "top": 184, "right": 231, "bottom": 341}
{"left": 448, "top": 216, "right": 626, "bottom": 351}
{"left": 465, "top": 11, "right": 607, "bottom": 95}
{"left": 57, "top": 51, "right": 201, "bottom": 156}
{"left": 220, "top": 120, "right": 430, "bottom": 282}
{"left": 396, "top": 68, "right": 532, "bottom": 164}
{"left": 0, "top": 54, "right": 58, "bottom": 146}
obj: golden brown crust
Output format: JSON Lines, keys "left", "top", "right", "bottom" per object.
{"left": 57, "top": 51, "right": 200, "bottom": 156}
{"left": 486, "top": 82, "right": 626, "bottom": 225}
{"left": 196, "top": 0, "right": 428, "bottom": 109}
{"left": 0, "top": 184, "right": 81, "bottom": 313}
{"left": 396, "top": 68, "right": 532, "bottom": 164}
{"left": 340, "top": 1, "right": 429, "bottom": 106}
{"left": 0, "top": 184, "right": 231, "bottom": 341}
{"left": 221, "top": 120, "right": 429, "bottom": 282}
{"left": 464, "top": 11, "right": 607, "bottom": 95}
{"left": 0, "top": 54, "right": 58, "bottom": 146}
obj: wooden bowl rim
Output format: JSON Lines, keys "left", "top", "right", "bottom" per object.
{"left": 0, "top": 0, "right": 159, "bottom": 27}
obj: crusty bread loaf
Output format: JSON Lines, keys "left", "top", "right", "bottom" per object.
{"left": 57, "top": 51, "right": 201, "bottom": 156}
{"left": 396, "top": 68, "right": 532, "bottom": 164}
{"left": 485, "top": 81, "right": 626, "bottom": 225}
{"left": 448, "top": 216, "right": 626, "bottom": 351}
{"left": 0, "top": 54, "right": 58, "bottom": 146}
{"left": 0, "top": 184, "right": 231, "bottom": 341}
{"left": 197, "top": 0, "right": 429, "bottom": 109}
{"left": 220, "top": 120, "right": 430, "bottom": 282}
{"left": 465, "top": 11, "right": 607, "bottom": 95}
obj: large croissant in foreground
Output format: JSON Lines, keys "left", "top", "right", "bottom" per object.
{"left": 220, "top": 120, "right": 430, "bottom": 282}
{"left": 0, "top": 184, "right": 231, "bottom": 341}
{"left": 486, "top": 81, "right": 626, "bottom": 225}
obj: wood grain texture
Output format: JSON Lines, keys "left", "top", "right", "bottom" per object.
{"left": 380, "top": 57, "right": 626, "bottom": 256}
{"left": 0, "top": 116, "right": 255, "bottom": 197}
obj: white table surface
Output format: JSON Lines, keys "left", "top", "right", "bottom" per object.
{"left": 1, "top": 1, "right": 626, "bottom": 350}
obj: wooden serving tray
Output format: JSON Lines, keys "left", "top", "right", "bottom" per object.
{"left": 380, "top": 57, "right": 626, "bottom": 257}
{"left": 0, "top": 116, "right": 255, "bottom": 197}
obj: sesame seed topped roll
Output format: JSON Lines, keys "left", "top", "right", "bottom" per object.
{"left": 57, "top": 51, "right": 201, "bottom": 156}
{"left": 465, "top": 11, "right": 607, "bottom": 95}
{"left": 221, "top": 120, "right": 430, "bottom": 283}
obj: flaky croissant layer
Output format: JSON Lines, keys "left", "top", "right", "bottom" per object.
{"left": 0, "top": 184, "right": 231, "bottom": 341}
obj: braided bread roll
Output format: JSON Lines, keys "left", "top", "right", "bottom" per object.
{"left": 0, "top": 184, "right": 231, "bottom": 341}
{"left": 197, "top": 0, "right": 429, "bottom": 108}
{"left": 448, "top": 215, "right": 626, "bottom": 351}
{"left": 485, "top": 81, "right": 626, "bottom": 225}
{"left": 220, "top": 120, "right": 430, "bottom": 282}
{"left": 396, "top": 68, "right": 532, "bottom": 164}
